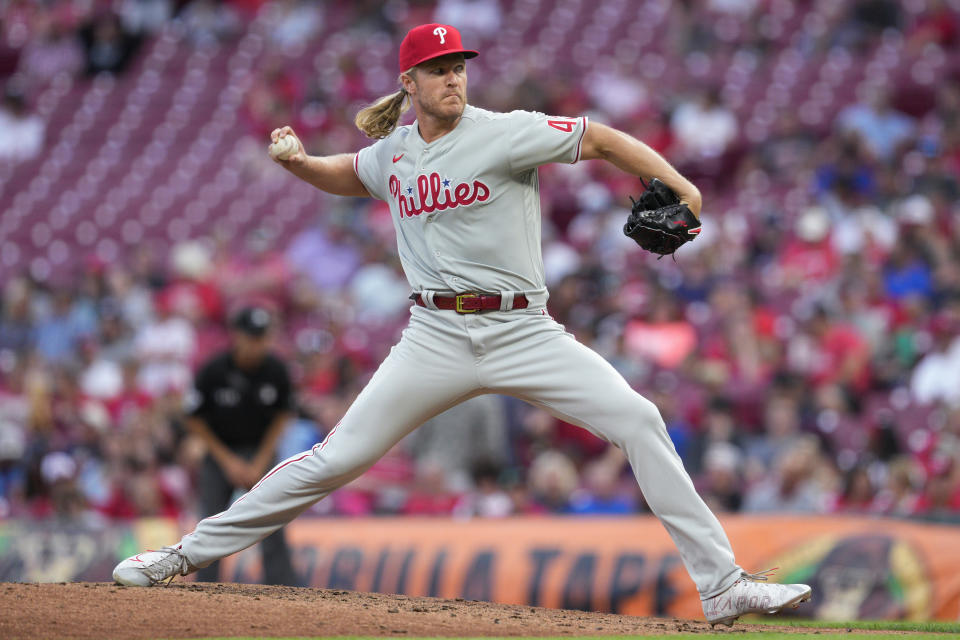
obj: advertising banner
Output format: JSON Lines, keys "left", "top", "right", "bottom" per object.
{"left": 2, "top": 515, "right": 958, "bottom": 621}
{"left": 0, "top": 518, "right": 179, "bottom": 583}
{"left": 219, "top": 515, "right": 960, "bottom": 621}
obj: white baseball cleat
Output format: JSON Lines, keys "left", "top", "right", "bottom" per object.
{"left": 113, "top": 546, "right": 195, "bottom": 587}
{"left": 702, "top": 569, "right": 812, "bottom": 627}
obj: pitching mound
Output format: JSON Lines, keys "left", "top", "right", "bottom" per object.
{"left": 0, "top": 582, "right": 897, "bottom": 638}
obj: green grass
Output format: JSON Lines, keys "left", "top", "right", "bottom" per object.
{"left": 742, "top": 618, "right": 960, "bottom": 633}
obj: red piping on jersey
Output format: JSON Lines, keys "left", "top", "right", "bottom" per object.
{"left": 573, "top": 116, "right": 588, "bottom": 163}
{"left": 249, "top": 421, "right": 340, "bottom": 492}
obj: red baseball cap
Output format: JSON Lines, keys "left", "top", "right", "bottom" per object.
{"left": 398, "top": 23, "right": 478, "bottom": 72}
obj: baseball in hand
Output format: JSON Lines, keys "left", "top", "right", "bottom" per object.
{"left": 269, "top": 134, "right": 299, "bottom": 161}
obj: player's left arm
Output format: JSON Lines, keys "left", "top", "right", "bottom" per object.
{"left": 580, "top": 123, "right": 702, "bottom": 218}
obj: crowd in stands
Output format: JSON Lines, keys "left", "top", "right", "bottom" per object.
{"left": 1, "top": 0, "right": 959, "bottom": 526}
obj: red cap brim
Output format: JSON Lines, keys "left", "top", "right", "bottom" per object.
{"left": 405, "top": 49, "right": 478, "bottom": 71}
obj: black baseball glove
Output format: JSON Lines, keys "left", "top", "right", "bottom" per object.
{"left": 623, "top": 178, "right": 702, "bottom": 256}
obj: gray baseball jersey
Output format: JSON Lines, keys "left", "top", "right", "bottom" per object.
{"left": 354, "top": 105, "right": 587, "bottom": 296}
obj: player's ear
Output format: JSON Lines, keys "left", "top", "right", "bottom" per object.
{"left": 400, "top": 70, "right": 416, "bottom": 95}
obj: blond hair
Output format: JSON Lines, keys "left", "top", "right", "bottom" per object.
{"left": 354, "top": 73, "right": 413, "bottom": 139}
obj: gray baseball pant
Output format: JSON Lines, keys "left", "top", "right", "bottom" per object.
{"left": 179, "top": 305, "right": 743, "bottom": 598}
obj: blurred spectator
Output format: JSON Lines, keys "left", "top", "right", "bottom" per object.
{"left": 883, "top": 241, "right": 934, "bottom": 301}
{"left": 776, "top": 206, "right": 840, "bottom": 287}
{"left": 403, "top": 458, "right": 462, "bottom": 515}
{"left": 567, "top": 458, "right": 637, "bottom": 515}
{"left": 104, "top": 266, "right": 155, "bottom": 331}
{"left": 434, "top": 0, "right": 502, "bottom": 39}
{"left": 743, "top": 437, "right": 831, "bottom": 513}
{"left": 910, "top": 314, "right": 960, "bottom": 408}
{"left": 584, "top": 61, "right": 649, "bottom": 121}
{"left": 177, "top": 0, "right": 241, "bottom": 48}
{"left": 0, "top": 87, "right": 44, "bottom": 161}
{"left": 670, "top": 88, "right": 738, "bottom": 159}
{"left": 98, "top": 457, "right": 183, "bottom": 520}
{"left": 624, "top": 295, "right": 697, "bottom": 369}
{"left": 698, "top": 441, "right": 744, "bottom": 513}
{"left": 788, "top": 307, "right": 871, "bottom": 393}
{"left": 119, "top": 0, "right": 174, "bottom": 36}
{"left": 528, "top": 449, "right": 578, "bottom": 513}
{"left": 104, "top": 359, "right": 153, "bottom": 424}
{"left": 348, "top": 243, "right": 411, "bottom": 323}
{"left": 0, "top": 358, "right": 28, "bottom": 516}
{"left": 453, "top": 459, "right": 514, "bottom": 518}
{"left": 0, "top": 277, "right": 34, "bottom": 352}
{"left": 265, "top": 0, "right": 322, "bottom": 53}
{"left": 914, "top": 461, "right": 960, "bottom": 522}
{"left": 33, "top": 290, "right": 96, "bottom": 365}
{"left": 286, "top": 224, "right": 363, "bottom": 293}
{"left": 133, "top": 298, "right": 196, "bottom": 396}
{"left": 79, "top": 341, "right": 123, "bottom": 400}
{"left": 15, "top": 12, "right": 84, "bottom": 87}
{"left": 214, "top": 228, "right": 292, "bottom": 311}
{"left": 689, "top": 396, "right": 744, "bottom": 476}
{"left": 36, "top": 451, "right": 98, "bottom": 523}
{"left": 849, "top": 0, "right": 902, "bottom": 33}
{"left": 837, "top": 87, "right": 915, "bottom": 162}
{"left": 832, "top": 465, "right": 875, "bottom": 513}
{"left": 80, "top": 11, "right": 140, "bottom": 75}
{"left": 745, "top": 394, "right": 806, "bottom": 473}
{"left": 161, "top": 241, "right": 224, "bottom": 325}
{"left": 870, "top": 456, "right": 921, "bottom": 516}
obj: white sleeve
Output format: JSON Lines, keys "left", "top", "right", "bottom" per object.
{"left": 354, "top": 138, "right": 389, "bottom": 201}
{"left": 507, "top": 110, "right": 588, "bottom": 173}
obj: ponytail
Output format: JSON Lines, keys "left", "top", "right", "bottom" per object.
{"left": 354, "top": 86, "right": 411, "bottom": 139}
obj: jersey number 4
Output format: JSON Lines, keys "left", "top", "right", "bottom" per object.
{"left": 547, "top": 119, "right": 577, "bottom": 133}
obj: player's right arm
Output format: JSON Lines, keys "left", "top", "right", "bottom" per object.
{"left": 270, "top": 126, "right": 370, "bottom": 197}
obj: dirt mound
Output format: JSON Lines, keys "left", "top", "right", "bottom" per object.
{"left": 0, "top": 582, "right": 898, "bottom": 639}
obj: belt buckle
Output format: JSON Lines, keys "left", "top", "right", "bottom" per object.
{"left": 455, "top": 293, "right": 479, "bottom": 313}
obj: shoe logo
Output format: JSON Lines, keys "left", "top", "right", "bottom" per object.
{"left": 392, "top": 154, "right": 404, "bottom": 163}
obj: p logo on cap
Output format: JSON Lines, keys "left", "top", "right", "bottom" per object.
{"left": 398, "top": 23, "right": 478, "bottom": 72}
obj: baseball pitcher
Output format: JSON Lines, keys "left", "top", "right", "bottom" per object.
{"left": 114, "top": 23, "right": 811, "bottom": 626}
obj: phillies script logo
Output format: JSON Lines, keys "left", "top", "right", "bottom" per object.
{"left": 389, "top": 172, "right": 490, "bottom": 219}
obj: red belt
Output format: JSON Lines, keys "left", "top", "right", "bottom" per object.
{"left": 411, "top": 292, "right": 529, "bottom": 313}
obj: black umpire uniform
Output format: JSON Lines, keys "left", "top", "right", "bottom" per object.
{"left": 185, "top": 306, "right": 297, "bottom": 585}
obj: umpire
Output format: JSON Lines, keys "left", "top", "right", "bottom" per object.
{"left": 184, "top": 305, "right": 297, "bottom": 585}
